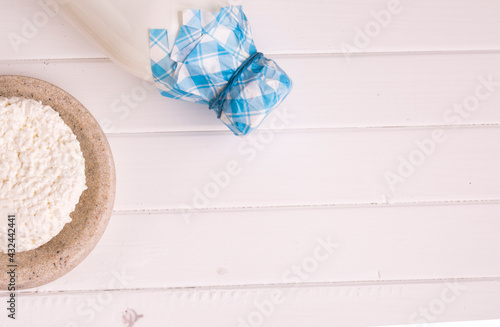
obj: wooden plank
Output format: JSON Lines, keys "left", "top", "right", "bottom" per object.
{"left": 104, "top": 127, "right": 500, "bottom": 211}
{"left": 2, "top": 4, "right": 500, "bottom": 326}
{"left": 2, "top": 280, "right": 499, "bottom": 327}
{"left": 33, "top": 203, "right": 500, "bottom": 292}
{"left": 2, "top": 53, "right": 500, "bottom": 133}
{"left": 0, "top": 0, "right": 104, "bottom": 60}
{"left": 1, "top": 0, "right": 500, "bottom": 60}
{"left": 247, "top": 0, "right": 500, "bottom": 55}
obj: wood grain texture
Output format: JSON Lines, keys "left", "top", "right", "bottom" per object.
{"left": 1, "top": 280, "right": 499, "bottom": 327}
{"left": 29, "top": 204, "right": 500, "bottom": 292}
{"left": 107, "top": 128, "right": 500, "bottom": 211}
{"left": 0, "top": 0, "right": 104, "bottom": 60}
{"left": 1, "top": 0, "right": 500, "bottom": 60}
{"left": 2, "top": 53, "right": 500, "bottom": 134}
{"left": 1, "top": 0, "right": 499, "bottom": 325}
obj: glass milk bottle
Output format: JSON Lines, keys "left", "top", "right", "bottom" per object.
{"left": 50, "top": 0, "right": 231, "bottom": 81}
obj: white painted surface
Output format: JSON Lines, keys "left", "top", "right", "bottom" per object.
{"left": 1, "top": 0, "right": 500, "bottom": 326}
{"left": 32, "top": 204, "right": 500, "bottom": 292}
{"left": 4, "top": 281, "right": 500, "bottom": 327}
{"left": 3, "top": 54, "right": 500, "bottom": 133}
{"left": 2, "top": 0, "right": 500, "bottom": 59}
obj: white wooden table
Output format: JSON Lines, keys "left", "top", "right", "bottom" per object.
{"left": 1, "top": 1, "right": 500, "bottom": 326}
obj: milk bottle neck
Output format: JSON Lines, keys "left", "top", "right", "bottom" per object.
{"left": 58, "top": 0, "right": 230, "bottom": 80}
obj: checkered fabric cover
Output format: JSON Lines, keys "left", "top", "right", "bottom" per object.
{"left": 149, "top": 5, "right": 293, "bottom": 136}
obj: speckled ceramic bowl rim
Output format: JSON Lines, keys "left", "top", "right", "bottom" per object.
{"left": 0, "top": 75, "right": 116, "bottom": 290}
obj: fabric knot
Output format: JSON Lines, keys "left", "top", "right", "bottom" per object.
{"left": 209, "top": 52, "right": 263, "bottom": 118}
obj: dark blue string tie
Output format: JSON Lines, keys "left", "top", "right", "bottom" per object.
{"left": 209, "top": 52, "right": 263, "bottom": 119}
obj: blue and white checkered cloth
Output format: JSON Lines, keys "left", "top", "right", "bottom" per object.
{"left": 149, "top": 5, "right": 293, "bottom": 136}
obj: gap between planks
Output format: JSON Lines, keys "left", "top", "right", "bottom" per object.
{"left": 5, "top": 276, "right": 500, "bottom": 297}
{"left": 101, "top": 124, "right": 500, "bottom": 136}
{"left": 110, "top": 198, "right": 500, "bottom": 216}
{"left": 3, "top": 48, "right": 500, "bottom": 64}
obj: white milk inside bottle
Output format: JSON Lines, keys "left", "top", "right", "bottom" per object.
{"left": 53, "top": 0, "right": 231, "bottom": 81}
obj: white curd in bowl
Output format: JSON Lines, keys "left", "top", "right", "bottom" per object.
{"left": 0, "top": 96, "right": 87, "bottom": 253}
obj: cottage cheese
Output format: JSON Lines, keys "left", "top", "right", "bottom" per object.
{"left": 0, "top": 96, "right": 87, "bottom": 253}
